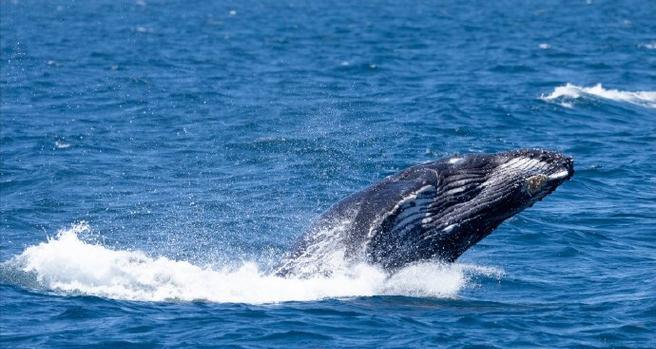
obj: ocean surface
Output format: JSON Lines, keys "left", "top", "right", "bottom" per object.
{"left": 1, "top": 1, "right": 655, "bottom": 348}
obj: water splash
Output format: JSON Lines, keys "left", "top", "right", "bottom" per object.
{"left": 541, "top": 83, "right": 656, "bottom": 109}
{"left": 1, "top": 223, "right": 502, "bottom": 304}
{"left": 639, "top": 42, "right": 656, "bottom": 50}
{"left": 54, "top": 140, "right": 71, "bottom": 149}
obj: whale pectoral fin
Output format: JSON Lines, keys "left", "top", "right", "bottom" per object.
{"left": 366, "top": 171, "right": 487, "bottom": 269}
{"left": 366, "top": 185, "right": 438, "bottom": 269}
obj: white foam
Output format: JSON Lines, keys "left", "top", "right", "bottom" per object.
{"left": 54, "top": 140, "right": 71, "bottom": 149}
{"left": 541, "top": 83, "right": 656, "bottom": 109}
{"left": 135, "top": 26, "right": 153, "bottom": 33}
{"left": 2, "top": 223, "right": 502, "bottom": 304}
{"left": 639, "top": 42, "right": 656, "bottom": 50}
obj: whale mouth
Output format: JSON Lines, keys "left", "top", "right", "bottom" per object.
{"left": 548, "top": 170, "right": 570, "bottom": 180}
{"left": 546, "top": 154, "right": 575, "bottom": 183}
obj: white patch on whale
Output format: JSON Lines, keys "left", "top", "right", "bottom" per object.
{"left": 548, "top": 170, "right": 570, "bottom": 180}
{"left": 443, "top": 223, "right": 458, "bottom": 233}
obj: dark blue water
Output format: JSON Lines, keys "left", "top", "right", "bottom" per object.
{"left": 2, "top": 1, "right": 655, "bottom": 348}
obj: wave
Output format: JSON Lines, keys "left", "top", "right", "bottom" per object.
{"left": 639, "top": 42, "right": 656, "bottom": 50}
{"left": 540, "top": 83, "right": 656, "bottom": 109}
{"left": 0, "top": 222, "right": 502, "bottom": 304}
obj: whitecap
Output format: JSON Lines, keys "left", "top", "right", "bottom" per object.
{"left": 639, "top": 42, "right": 656, "bottom": 50}
{"left": 135, "top": 26, "right": 153, "bottom": 33}
{"left": 540, "top": 83, "right": 656, "bottom": 109}
{"left": 54, "top": 140, "right": 71, "bottom": 149}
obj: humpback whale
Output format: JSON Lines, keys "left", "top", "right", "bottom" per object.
{"left": 276, "top": 149, "right": 574, "bottom": 277}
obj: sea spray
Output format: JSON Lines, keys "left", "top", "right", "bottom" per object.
{"left": 2, "top": 223, "right": 503, "bottom": 304}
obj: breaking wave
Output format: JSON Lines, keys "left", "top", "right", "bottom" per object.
{"left": 0, "top": 222, "right": 502, "bottom": 304}
{"left": 540, "top": 83, "right": 656, "bottom": 109}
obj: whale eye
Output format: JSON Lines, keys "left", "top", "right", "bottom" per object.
{"left": 525, "top": 174, "right": 548, "bottom": 194}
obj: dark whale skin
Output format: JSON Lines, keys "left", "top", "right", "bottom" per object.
{"left": 276, "top": 149, "right": 574, "bottom": 276}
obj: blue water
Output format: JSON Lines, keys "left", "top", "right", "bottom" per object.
{"left": 2, "top": 0, "right": 655, "bottom": 347}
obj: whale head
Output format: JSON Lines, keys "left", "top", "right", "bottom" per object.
{"left": 486, "top": 149, "right": 574, "bottom": 206}
{"left": 427, "top": 149, "right": 574, "bottom": 261}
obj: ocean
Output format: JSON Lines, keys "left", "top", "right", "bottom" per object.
{"left": 1, "top": 0, "right": 655, "bottom": 347}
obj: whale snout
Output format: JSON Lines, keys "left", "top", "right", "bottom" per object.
{"left": 505, "top": 150, "right": 574, "bottom": 201}
{"left": 494, "top": 149, "right": 573, "bottom": 199}
{"left": 563, "top": 156, "right": 575, "bottom": 178}
{"left": 549, "top": 156, "right": 574, "bottom": 182}
{"left": 509, "top": 149, "right": 574, "bottom": 179}
{"left": 540, "top": 150, "right": 574, "bottom": 183}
